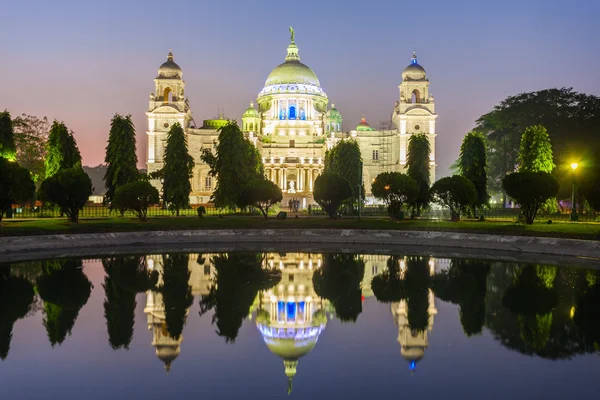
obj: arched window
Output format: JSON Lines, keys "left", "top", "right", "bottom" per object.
{"left": 300, "top": 108, "right": 306, "bottom": 120}
{"left": 250, "top": 122, "right": 254, "bottom": 131}
{"left": 163, "top": 87, "right": 173, "bottom": 103}
{"left": 289, "top": 106, "right": 296, "bottom": 120}
{"left": 411, "top": 89, "right": 420, "bottom": 104}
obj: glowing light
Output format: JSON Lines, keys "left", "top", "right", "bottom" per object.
{"left": 409, "top": 361, "right": 416, "bottom": 370}
{"left": 570, "top": 306, "right": 576, "bottom": 318}
{"left": 384, "top": 185, "right": 391, "bottom": 190}
{"left": 571, "top": 163, "right": 578, "bottom": 170}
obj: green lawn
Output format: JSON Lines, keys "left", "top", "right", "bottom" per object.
{"left": 1, "top": 216, "right": 599, "bottom": 241}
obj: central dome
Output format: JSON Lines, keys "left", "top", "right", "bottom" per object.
{"left": 265, "top": 61, "right": 321, "bottom": 87}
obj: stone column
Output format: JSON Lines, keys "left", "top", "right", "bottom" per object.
{"left": 308, "top": 169, "right": 313, "bottom": 191}
{"left": 283, "top": 168, "right": 287, "bottom": 192}
{"left": 298, "top": 167, "right": 303, "bottom": 191}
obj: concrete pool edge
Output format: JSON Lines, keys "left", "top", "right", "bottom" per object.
{"left": 1, "top": 229, "right": 598, "bottom": 261}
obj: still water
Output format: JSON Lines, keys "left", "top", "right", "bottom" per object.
{"left": 1, "top": 252, "right": 599, "bottom": 399}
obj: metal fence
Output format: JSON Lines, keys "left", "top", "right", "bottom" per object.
{"left": 6, "top": 204, "right": 260, "bottom": 219}
{"left": 5, "top": 203, "right": 599, "bottom": 223}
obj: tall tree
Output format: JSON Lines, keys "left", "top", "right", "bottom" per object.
{"left": 104, "top": 114, "right": 139, "bottom": 206}
{"left": 0, "top": 111, "right": 17, "bottom": 161}
{"left": 102, "top": 256, "right": 158, "bottom": 350}
{"left": 159, "top": 254, "right": 194, "bottom": 339}
{"left": 518, "top": 125, "right": 555, "bottom": 173}
{"left": 457, "top": 131, "right": 489, "bottom": 211}
{"left": 406, "top": 133, "right": 431, "bottom": 216}
{"left": 163, "top": 123, "right": 194, "bottom": 215}
{"left": 324, "top": 140, "right": 364, "bottom": 202}
{"left": 0, "top": 157, "right": 35, "bottom": 222}
{"left": 12, "top": 114, "right": 49, "bottom": 182}
{"left": 45, "top": 121, "right": 82, "bottom": 178}
{"left": 201, "top": 121, "right": 263, "bottom": 210}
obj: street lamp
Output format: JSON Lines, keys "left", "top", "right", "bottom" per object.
{"left": 570, "top": 163, "right": 578, "bottom": 221}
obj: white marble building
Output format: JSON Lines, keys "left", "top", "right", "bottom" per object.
{"left": 146, "top": 30, "right": 437, "bottom": 205}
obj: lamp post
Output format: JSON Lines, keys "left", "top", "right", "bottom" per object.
{"left": 570, "top": 163, "right": 578, "bottom": 221}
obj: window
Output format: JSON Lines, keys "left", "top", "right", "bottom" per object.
{"left": 204, "top": 175, "right": 212, "bottom": 190}
{"left": 289, "top": 106, "right": 296, "bottom": 120}
{"left": 290, "top": 140, "right": 295, "bottom": 148}
{"left": 204, "top": 265, "right": 211, "bottom": 276}
{"left": 289, "top": 274, "right": 295, "bottom": 282}
{"left": 372, "top": 150, "right": 379, "bottom": 161}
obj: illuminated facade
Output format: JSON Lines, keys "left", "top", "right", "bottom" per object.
{"left": 146, "top": 30, "right": 437, "bottom": 204}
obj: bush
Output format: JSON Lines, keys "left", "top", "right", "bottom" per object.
{"left": 112, "top": 180, "right": 159, "bottom": 221}
{"left": 240, "top": 179, "right": 283, "bottom": 219}
{"left": 430, "top": 175, "right": 477, "bottom": 221}
{"left": 38, "top": 167, "right": 92, "bottom": 223}
{"left": 503, "top": 171, "right": 560, "bottom": 224}
{"left": 0, "top": 157, "right": 35, "bottom": 222}
{"left": 313, "top": 172, "right": 353, "bottom": 219}
{"left": 371, "top": 172, "right": 418, "bottom": 219}
{"left": 197, "top": 205, "right": 206, "bottom": 218}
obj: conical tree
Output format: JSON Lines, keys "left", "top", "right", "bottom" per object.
{"left": 324, "top": 139, "right": 365, "bottom": 203}
{"left": 404, "top": 256, "right": 431, "bottom": 332}
{"left": 159, "top": 254, "right": 193, "bottom": 339}
{"left": 45, "top": 121, "right": 82, "bottom": 178}
{"left": 458, "top": 132, "right": 489, "bottom": 212}
{"left": 104, "top": 114, "right": 139, "bottom": 206}
{"left": 201, "top": 121, "right": 263, "bottom": 210}
{"left": 163, "top": 123, "right": 194, "bottom": 215}
{"left": 0, "top": 265, "right": 35, "bottom": 360}
{"left": 0, "top": 110, "right": 17, "bottom": 161}
{"left": 517, "top": 125, "right": 557, "bottom": 213}
{"left": 36, "top": 259, "right": 92, "bottom": 346}
{"left": 102, "top": 256, "right": 158, "bottom": 350}
{"left": 518, "top": 125, "right": 555, "bottom": 173}
{"left": 406, "top": 133, "right": 431, "bottom": 216}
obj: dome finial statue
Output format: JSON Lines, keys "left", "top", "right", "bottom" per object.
{"left": 289, "top": 26, "right": 295, "bottom": 43}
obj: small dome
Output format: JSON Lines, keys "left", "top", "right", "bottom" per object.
{"left": 157, "top": 49, "right": 182, "bottom": 79}
{"left": 243, "top": 101, "right": 259, "bottom": 118}
{"left": 356, "top": 116, "right": 375, "bottom": 131}
{"left": 326, "top": 103, "right": 342, "bottom": 119}
{"left": 402, "top": 51, "right": 427, "bottom": 81}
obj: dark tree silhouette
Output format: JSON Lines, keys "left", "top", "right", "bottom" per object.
{"left": 371, "top": 256, "right": 406, "bottom": 303}
{"left": 432, "top": 259, "right": 491, "bottom": 336}
{"left": 36, "top": 259, "right": 92, "bottom": 346}
{"left": 403, "top": 256, "right": 431, "bottom": 332}
{"left": 0, "top": 264, "right": 35, "bottom": 360}
{"left": 313, "top": 254, "right": 365, "bottom": 323}
{"left": 159, "top": 254, "right": 193, "bottom": 339}
{"left": 199, "top": 253, "right": 281, "bottom": 343}
{"left": 102, "top": 256, "right": 158, "bottom": 349}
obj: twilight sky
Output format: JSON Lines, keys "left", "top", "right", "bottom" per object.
{"left": 2, "top": 0, "right": 599, "bottom": 177}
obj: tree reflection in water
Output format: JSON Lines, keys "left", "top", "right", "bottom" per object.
{"left": 0, "top": 264, "right": 35, "bottom": 360}
{"left": 102, "top": 256, "right": 158, "bottom": 349}
{"left": 574, "top": 270, "right": 600, "bottom": 348}
{"left": 199, "top": 253, "right": 281, "bottom": 343}
{"left": 432, "top": 259, "right": 491, "bottom": 336}
{"left": 313, "top": 254, "right": 365, "bottom": 323}
{"left": 159, "top": 254, "right": 193, "bottom": 340}
{"left": 36, "top": 259, "right": 92, "bottom": 347}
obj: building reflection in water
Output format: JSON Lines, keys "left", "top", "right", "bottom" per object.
{"left": 142, "top": 253, "right": 442, "bottom": 383}
{"left": 391, "top": 258, "right": 438, "bottom": 373}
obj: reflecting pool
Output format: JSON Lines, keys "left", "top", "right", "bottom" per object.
{"left": 1, "top": 252, "right": 599, "bottom": 399}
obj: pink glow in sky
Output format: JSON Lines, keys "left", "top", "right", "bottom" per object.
{"left": 2, "top": 0, "right": 599, "bottom": 177}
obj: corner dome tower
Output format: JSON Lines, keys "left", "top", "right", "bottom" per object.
{"left": 157, "top": 49, "right": 182, "bottom": 79}
{"left": 402, "top": 51, "right": 427, "bottom": 81}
